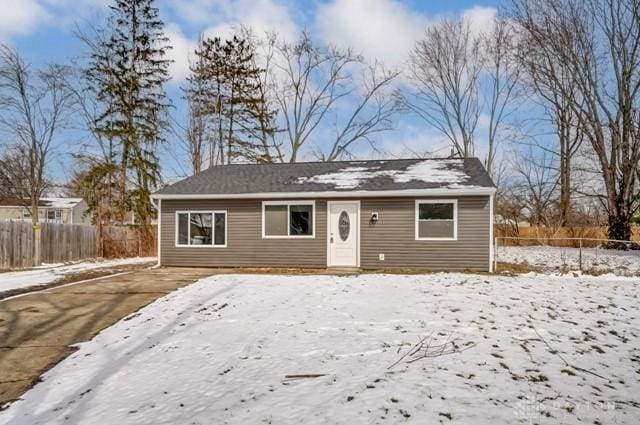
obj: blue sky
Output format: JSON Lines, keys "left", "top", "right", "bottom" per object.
{"left": 0, "top": 0, "right": 504, "bottom": 184}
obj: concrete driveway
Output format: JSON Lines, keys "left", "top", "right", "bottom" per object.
{"left": 0, "top": 267, "right": 214, "bottom": 407}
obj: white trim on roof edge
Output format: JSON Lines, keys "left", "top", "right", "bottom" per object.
{"left": 151, "top": 187, "right": 496, "bottom": 200}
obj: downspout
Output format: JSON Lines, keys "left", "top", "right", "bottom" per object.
{"left": 489, "top": 193, "right": 494, "bottom": 273}
{"left": 151, "top": 197, "right": 161, "bottom": 267}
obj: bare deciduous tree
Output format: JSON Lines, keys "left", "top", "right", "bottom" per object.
{"left": 241, "top": 28, "right": 280, "bottom": 163}
{"left": 0, "top": 149, "right": 31, "bottom": 199}
{"left": 273, "top": 32, "right": 401, "bottom": 162}
{"left": 183, "top": 94, "right": 207, "bottom": 174}
{"left": 321, "top": 62, "right": 400, "bottom": 161}
{"left": 513, "top": 147, "right": 559, "bottom": 226}
{"left": 405, "top": 17, "right": 520, "bottom": 176}
{"left": 495, "top": 180, "right": 527, "bottom": 237}
{"left": 514, "top": 9, "right": 584, "bottom": 226}
{"left": 405, "top": 18, "right": 482, "bottom": 160}
{"left": 511, "top": 0, "right": 640, "bottom": 242}
{"left": 484, "top": 18, "right": 521, "bottom": 175}
{"left": 0, "top": 44, "right": 72, "bottom": 226}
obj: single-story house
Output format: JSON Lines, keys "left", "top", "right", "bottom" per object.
{"left": 0, "top": 197, "right": 91, "bottom": 225}
{"left": 151, "top": 158, "right": 496, "bottom": 271}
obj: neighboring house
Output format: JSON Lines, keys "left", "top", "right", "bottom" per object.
{"left": 0, "top": 197, "right": 91, "bottom": 225}
{"left": 151, "top": 158, "right": 496, "bottom": 272}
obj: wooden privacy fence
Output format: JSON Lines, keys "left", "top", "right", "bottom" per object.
{"left": 0, "top": 221, "right": 98, "bottom": 269}
{"left": 0, "top": 221, "right": 157, "bottom": 269}
{"left": 0, "top": 221, "right": 35, "bottom": 269}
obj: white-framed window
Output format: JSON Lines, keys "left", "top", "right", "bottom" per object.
{"left": 46, "top": 209, "right": 62, "bottom": 223}
{"left": 415, "top": 199, "right": 458, "bottom": 241}
{"left": 175, "top": 210, "right": 227, "bottom": 247}
{"left": 262, "top": 200, "right": 315, "bottom": 238}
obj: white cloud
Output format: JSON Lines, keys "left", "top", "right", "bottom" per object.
{"left": 315, "top": 0, "right": 427, "bottom": 68}
{"left": 213, "top": 0, "right": 297, "bottom": 41}
{"left": 315, "top": 2, "right": 499, "bottom": 68}
{"left": 165, "top": 24, "right": 195, "bottom": 82}
{"left": 167, "top": 0, "right": 297, "bottom": 40}
{"left": 163, "top": 0, "right": 298, "bottom": 82}
{"left": 369, "top": 122, "right": 453, "bottom": 159}
{"left": 0, "top": 0, "right": 111, "bottom": 42}
{"left": 461, "top": 6, "right": 497, "bottom": 36}
{"left": 0, "top": 0, "right": 48, "bottom": 39}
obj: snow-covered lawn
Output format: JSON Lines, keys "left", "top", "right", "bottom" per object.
{"left": 2, "top": 273, "right": 638, "bottom": 424}
{"left": 0, "top": 257, "right": 156, "bottom": 294}
{"left": 497, "top": 245, "right": 640, "bottom": 276}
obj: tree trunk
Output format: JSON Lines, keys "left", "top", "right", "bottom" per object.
{"left": 118, "top": 148, "right": 128, "bottom": 224}
{"left": 31, "top": 197, "right": 38, "bottom": 227}
{"left": 559, "top": 148, "right": 570, "bottom": 226}
{"left": 607, "top": 194, "right": 632, "bottom": 245}
{"left": 32, "top": 196, "right": 41, "bottom": 265}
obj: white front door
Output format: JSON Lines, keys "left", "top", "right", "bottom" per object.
{"left": 328, "top": 201, "right": 359, "bottom": 267}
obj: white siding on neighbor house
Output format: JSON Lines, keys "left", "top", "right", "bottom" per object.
{"left": 71, "top": 200, "right": 92, "bottom": 225}
{"left": 0, "top": 206, "right": 74, "bottom": 224}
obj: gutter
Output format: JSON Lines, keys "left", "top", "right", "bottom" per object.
{"left": 151, "top": 187, "right": 497, "bottom": 200}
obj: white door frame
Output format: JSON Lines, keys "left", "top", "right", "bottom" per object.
{"left": 326, "top": 200, "right": 360, "bottom": 267}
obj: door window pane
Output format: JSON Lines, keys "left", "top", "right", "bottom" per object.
{"left": 265, "top": 205, "right": 288, "bottom": 236}
{"left": 290, "top": 204, "right": 313, "bottom": 236}
{"left": 338, "top": 210, "right": 350, "bottom": 241}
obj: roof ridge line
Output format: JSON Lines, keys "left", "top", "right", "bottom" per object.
{"left": 202, "top": 157, "right": 472, "bottom": 168}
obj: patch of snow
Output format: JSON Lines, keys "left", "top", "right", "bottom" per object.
{"left": 297, "top": 166, "right": 391, "bottom": 189}
{"left": 391, "top": 159, "right": 467, "bottom": 184}
{"left": 41, "top": 198, "right": 83, "bottom": 209}
{"left": 1, "top": 273, "right": 638, "bottom": 424}
{"left": 0, "top": 257, "right": 156, "bottom": 294}
{"left": 297, "top": 159, "right": 469, "bottom": 189}
{"left": 497, "top": 246, "right": 640, "bottom": 276}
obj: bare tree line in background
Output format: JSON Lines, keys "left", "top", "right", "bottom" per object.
{"left": 0, "top": 0, "right": 639, "bottom": 242}
{"left": 0, "top": 45, "right": 73, "bottom": 226}
{"left": 404, "top": 17, "right": 521, "bottom": 177}
{"left": 176, "top": 29, "right": 401, "bottom": 171}
{"left": 505, "top": 0, "right": 640, "bottom": 242}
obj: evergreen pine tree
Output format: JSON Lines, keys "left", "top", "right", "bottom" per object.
{"left": 87, "top": 0, "right": 172, "bottom": 226}
{"left": 187, "top": 35, "right": 276, "bottom": 165}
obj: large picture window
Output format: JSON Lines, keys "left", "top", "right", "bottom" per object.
{"left": 415, "top": 200, "right": 457, "bottom": 240}
{"left": 176, "top": 211, "right": 227, "bottom": 247}
{"left": 262, "top": 201, "right": 314, "bottom": 238}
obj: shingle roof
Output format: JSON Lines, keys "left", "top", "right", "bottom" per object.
{"left": 154, "top": 157, "right": 495, "bottom": 197}
{"left": 0, "top": 197, "right": 83, "bottom": 208}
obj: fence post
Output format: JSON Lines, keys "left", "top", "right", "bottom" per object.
{"left": 33, "top": 223, "right": 41, "bottom": 266}
{"left": 578, "top": 238, "right": 583, "bottom": 272}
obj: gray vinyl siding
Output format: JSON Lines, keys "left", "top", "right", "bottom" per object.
{"left": 159, "top": 196, "right": 491, "bottom": 271}
{"left": 160, "top": 199, "right": 327, "bottom": 268}
{"left": 360, "top": 196, "right": 490, "bottom": 271}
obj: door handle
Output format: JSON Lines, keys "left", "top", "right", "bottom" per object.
{"left": 330, "top": 236, "right": 334, "bottom": 243}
